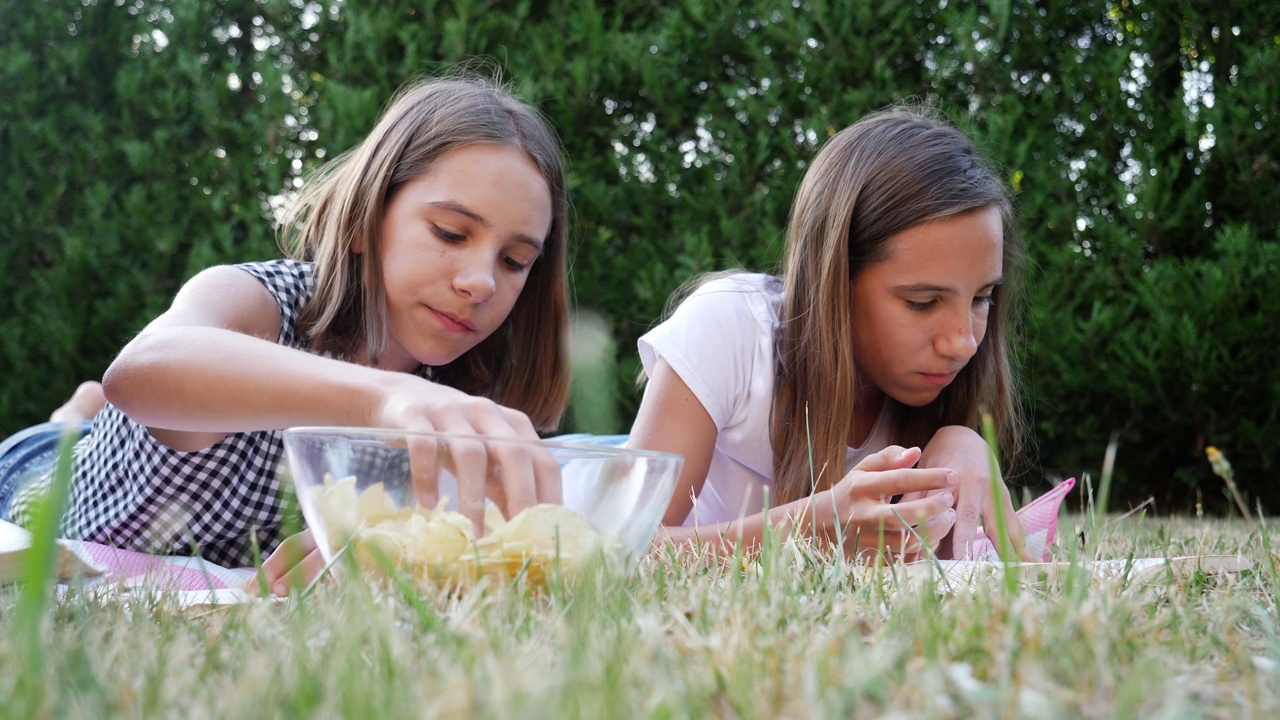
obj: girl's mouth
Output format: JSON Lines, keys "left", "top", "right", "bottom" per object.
{"left": 919, "top": 371, "right": 958, "bottom": 386}
{"left": 429, "top": 307, "right": 477, "bottom": 332}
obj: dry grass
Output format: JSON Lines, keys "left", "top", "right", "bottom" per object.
{"left": 2, "top": 512, "right": 1278, "bottom": 719}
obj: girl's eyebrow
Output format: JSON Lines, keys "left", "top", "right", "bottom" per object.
{"left": 427, "top": 199, "right": 544, "bottom": 252}
{"left": 893, "top": 277, "right": 1005, "bottom": 294}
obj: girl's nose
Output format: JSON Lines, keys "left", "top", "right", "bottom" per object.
{"left": 452, "top": 256, "right": 496, "bottom": 302}
{"left": 936, "top": 311, "right": 979, "bottom": 361}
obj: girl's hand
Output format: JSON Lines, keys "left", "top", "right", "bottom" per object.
{"left": 372, "top": 375, "right": 563, "bottom": 537}
{"left": 248, "top": 528, "right": 324, "bottom": 597}
{"left": 816, "top": 445, "right": 957, "bottom": 562}
{"left": 918, "top": 425, "right": 1036, "bottom": 562}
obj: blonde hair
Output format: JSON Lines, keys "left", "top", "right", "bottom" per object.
{"left": 278, "top": 75, "right": 570, "bottom": 430}
{"left": 770, "top": 106, "right": 1026, "bottom": 504}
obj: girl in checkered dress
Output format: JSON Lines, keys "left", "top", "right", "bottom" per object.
{"left": 0, "top": 75, "right": 571, "bottom": 576}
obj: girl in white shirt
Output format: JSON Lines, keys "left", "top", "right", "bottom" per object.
{"left": 630, "top": 106, "right": 1037, "bottom": 563}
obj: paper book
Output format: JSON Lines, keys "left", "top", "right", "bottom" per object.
{"left": 0, "top": 519, "right": 107, "bottom": 583}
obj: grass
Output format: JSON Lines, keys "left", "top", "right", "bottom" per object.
{"left": 2, "top": 513, "right": 1279, "bottom": 718}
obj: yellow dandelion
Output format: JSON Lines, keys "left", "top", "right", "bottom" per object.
{"left": 1205, "top": 446, "right": 1232, "bottom": 480}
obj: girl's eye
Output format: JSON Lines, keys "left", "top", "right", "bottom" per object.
{"left": 433, "top": 226, "right": 464, "bottom": 242}
{"left": 974, "top": 294, "right": 995, "bottom": 307}
{"left": 906, "top": 299, "right": 938, "bottom": 312}
{"left": 503, "top": 256, "right": 530, "bottom": 272}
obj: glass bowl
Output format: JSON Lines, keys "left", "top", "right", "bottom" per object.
{"left": 282, "top": 427, "right": 683, "bottom": 587}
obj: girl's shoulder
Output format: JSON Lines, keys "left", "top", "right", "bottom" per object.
{"left": 681, "top": 272, "right": 782, "bottom": 323}
{"left": 692, "top": 271, "right": 778, "bottom": 294}
{"left": 235, "top": 259, "right": 312, "bottom": 297}
{"left": 234, "top": 259, "right": 315, "bottom": 346}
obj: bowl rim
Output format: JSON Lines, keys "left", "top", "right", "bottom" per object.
{"left": 283, "top": 426, "right": 685, "bottom": 463}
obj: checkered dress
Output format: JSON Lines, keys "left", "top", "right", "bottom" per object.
{"left": 9, "top": 260, "right": 313, "bottom": 567}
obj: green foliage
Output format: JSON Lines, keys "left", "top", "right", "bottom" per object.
{"left": 2, "top": 0, "right": 1277, "bottom": 510}
{"left": 1032, "top": 225, "right": 1280, "bottom": 509}
{"left": 0, "top": 0, "right": 309, "bottom": 424}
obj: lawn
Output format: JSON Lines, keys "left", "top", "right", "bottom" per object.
{"left": 3, "top": 512, "right": 1278, "bottom": 718}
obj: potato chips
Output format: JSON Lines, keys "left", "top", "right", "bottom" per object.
{"left": 308, "top": 474, "right": 610, "bottom": 590}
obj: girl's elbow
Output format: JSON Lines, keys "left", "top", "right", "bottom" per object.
{"left": 100, "top": 359, "right": 134, "bottom": 411}
{"left": 100, "top": 340, "right": 153, "bottom": 413}
{"left": 933, "top": 425, "right": 985, "bottom": 446}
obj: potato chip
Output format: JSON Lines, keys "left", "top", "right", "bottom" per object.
{"left": 399, "top": 512, "right": 468, "bottom": 565}
{"left": 306, "top": 474, "right": 611, "bottom": 593}
{"left": 354, "top": 481, "right": 399, "bottom": 525}
{"left": 488, "top": 504, "right": 602, "bottom": 559}
{"left": 316, "top": 475, "right": 359, "bottom": 537}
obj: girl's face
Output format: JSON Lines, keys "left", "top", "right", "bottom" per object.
{"left": 373, "top": 143, "right": 552, "bottom": 371}
{"left": 850, "top": 205, "right": 1003, "bottom": 409}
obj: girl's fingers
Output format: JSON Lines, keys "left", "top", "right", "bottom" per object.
{"left": 479, "top": 408, "right": 546, "bottom": 518}
{"left": 865, "top": 507, "right": 956, "bottom": 561}
{"left": 848, "top": 466, "right": 958, "bottom": 499}
{"left": 445, "top": 432, "right": 490, "bottom": 537}
{"left": 408, "top": 431, "right": 442, "bottom": 509}
{"left": 488, "top": 438, "right": 538, "bottom": 518}
{"left": 249, "top": 529, "right": 318, "bottom": 595}
{"left": 886, "top": 492, "right": 955, "bottom": 529}
{"left": 498, "top": 407, "right": 563, "bottom": 506}
{"left": 917, "top": 506, "right": 957, "bottom": 552}
{"left": 851, "top": 445, "right": 919, "bottom": 472}
{"left": 532, "top": 449, "right": 563, "bottom": 505}
{"left": 431, "top": 403, "right": 503, "bottom": 534}
{"left": 274, "top": 547, "right": 328, "bottom": 596}
{"left": 897, "top": 490, "right": 927, "bottom": 504}
{"left": 392, "top": 397, "right": 556, "bottom": 533}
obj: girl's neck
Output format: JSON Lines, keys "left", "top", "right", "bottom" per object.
{"left": 354, "top": 344, "right": 420, "bottom": 374}
{"left": 849, "top": 381, "right": 886, "bottom": 448}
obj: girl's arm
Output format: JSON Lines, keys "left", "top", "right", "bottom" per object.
{"left": 104, "top": 265, "right": 557, "bottom": 525}
{"left": 626, "top": 358, "right": 718, "bottom": 526}
{"left": 106, "top": 266, "right": 392, "bottom": 443}
{"left": 632, "top": 359, "right": 956, "bottom": 559}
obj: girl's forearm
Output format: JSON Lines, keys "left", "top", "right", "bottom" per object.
{"left": 102, "top": 325, "right": 396, "bottom": 433}
{"left": 655, "top": 494, "right": 836, "bottom": 556}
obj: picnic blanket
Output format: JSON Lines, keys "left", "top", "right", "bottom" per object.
{"left": 0, "top": 519, "right": 256, "bottom": 607}
{"left": 8, "top": 477, "right": 1242, "bottom": 604}
{"left": 901, "top": 554, "right": 1253, "bottom": 591}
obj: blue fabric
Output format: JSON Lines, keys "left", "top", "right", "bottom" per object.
{"left": 546, "top": 433, "right": 630, "bottom": 448}
{"left": 0, "top": 421, "right": 91, "bottom": 519}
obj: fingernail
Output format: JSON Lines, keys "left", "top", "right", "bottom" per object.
{"left": 946, "top": 471, "right": 958, "bottom": 486}
{"left": 273, "top": 581, "right": 286, "bottom": 597}
{"left": 898, "top": 447, "right": 911, "bottom": 460}
{"left": 946, "top": 508, "right": 956, "bottom": 519}
{"left": 942, "top": 492, "right": 954, "bottom": 506}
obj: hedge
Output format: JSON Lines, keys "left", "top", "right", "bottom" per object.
{"left": 3, "top": 0, "right": 1277, "bottom": 512}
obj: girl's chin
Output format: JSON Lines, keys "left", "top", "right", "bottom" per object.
{"left": 413, "top": 348, "right": 471, "bottom": 369}
{"left": 890, "top": 389, "right": 945, "bottom": 408}
{"left": 376, "top": 349, "right": 461, "bottom": 372}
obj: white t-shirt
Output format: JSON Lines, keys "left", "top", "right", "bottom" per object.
{"left": 637, "top": 273, "right": 889, "bottom": 527}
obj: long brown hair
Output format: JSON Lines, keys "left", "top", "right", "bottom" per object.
{"left": 278, "top": 74, "right": 570, "bottom": 430}
{"left": 770, "top": 106, "right": 1026, "bottom": 504}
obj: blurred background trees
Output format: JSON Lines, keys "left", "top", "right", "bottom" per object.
{"left": 3, "top": 0, "right": 1276, "bottom": 512}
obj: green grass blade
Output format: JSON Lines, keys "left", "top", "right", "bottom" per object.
{"left": 13, "top": 426, "right": 80, "bottom": 710}
{"left": 979, "top": 410, "right": 1017, "bottom": 594}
